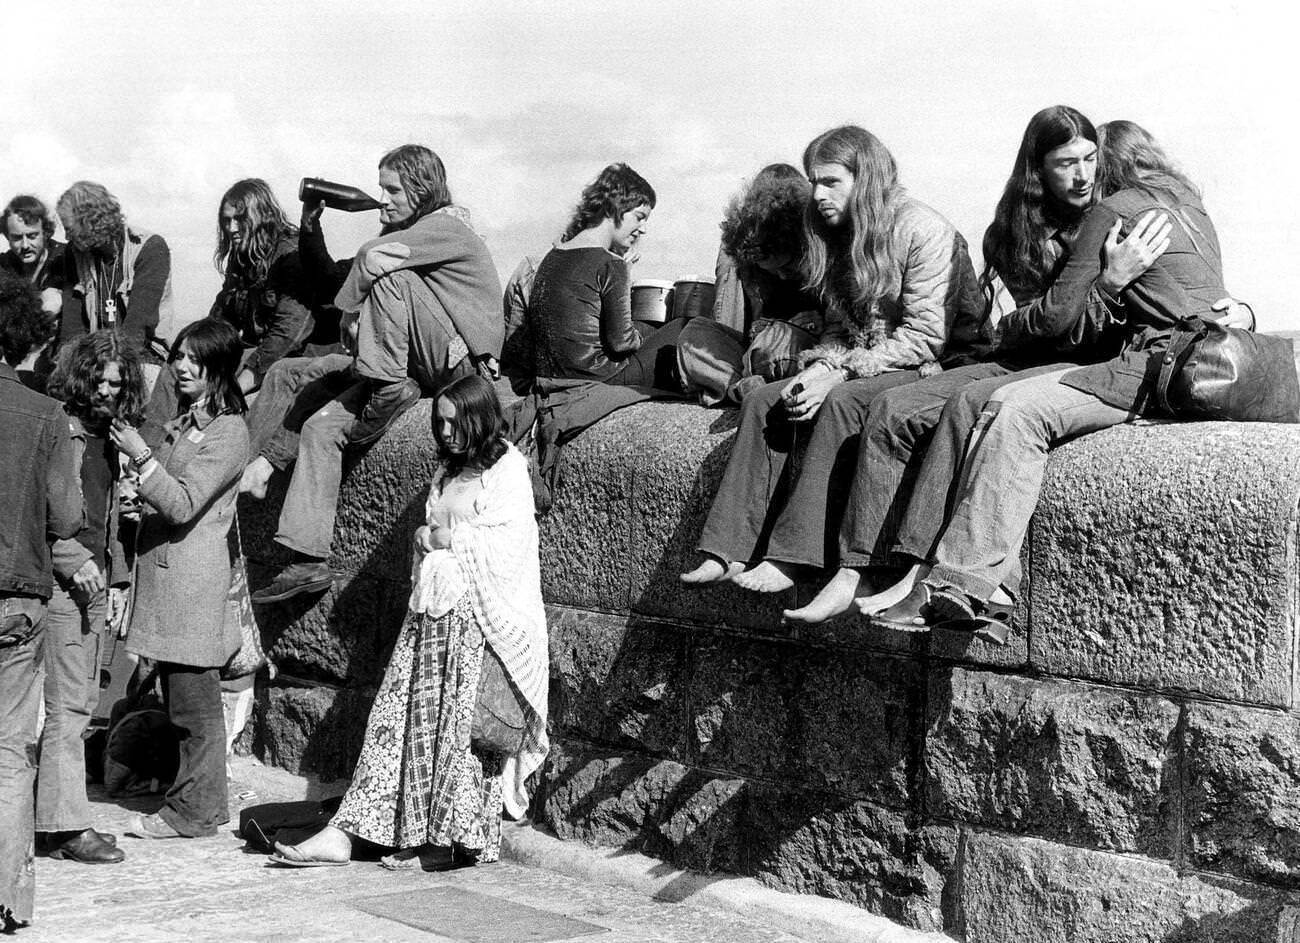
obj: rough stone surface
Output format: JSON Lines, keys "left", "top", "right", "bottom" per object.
{"left": 1185, "top": 701, "right": 1300, "bottom": 885}
{"left": 1029, "top": 421, "right": 1300, "bottom": 707}
{"left": 924, "top": 668, "right": 1180, "bottom": 855}
{"left": 689, "top": 635, "right": 921, "bottom": 809}
{"left": 959, "top": 831, "right": 1300, "bottom": 943}
{"left": 743, "top": 786, "right": 956, "bottom": 933}
{"left": 250, "top": 560, "right": 409, "bottom": 686}
{"left": 254, "top": 682, "right": 373, "bottom": 779}
{"left": 539, "top": 742, "right": 748, "bottom": 875}
{"left": 539, "top": 742, "right": 953, "bottom": 933}
{"left": 547, "top": 605, "right": 690, "bottom": 760}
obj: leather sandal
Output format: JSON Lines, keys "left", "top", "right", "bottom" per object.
{"left": 871, "top": 583, "right": 935, "bottom": 633}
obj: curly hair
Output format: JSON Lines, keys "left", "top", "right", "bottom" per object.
{"left": 980, "top": 105, "right": 1097, "bottom": 305}
{"left": 170, "top": 318, "right": 247, "bottom": 417}
{"left": 561, "top": 163, "right": 656, "bottom": 243}
{"left": 801, "top": 125, "right": 904, "bottom": 319}
{"left": 2, "top": 195, "right": 57, "bottom": 239}
{"left": 46, "top": 330, "right": 147, "bottom": 425}
{"left": 433, "top": 374, "right": 507, "bottom": 475}
{"left": 57, "top": 181, "right": 126, "bottom": 256}
{"left": 719, "top": 164, "right": 809, "bottom": 269}
{"left": 0, "top": 271, "right": 48, "bottom": 365}
{"left": 378, "top": 144, "right": 453, "bottom": 231}
{"left": 215, "top": 178, "right": 296, "bottom": 284}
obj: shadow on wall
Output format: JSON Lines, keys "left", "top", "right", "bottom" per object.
{"left": 526, "top": 404, "right": 977, "bottom": 932}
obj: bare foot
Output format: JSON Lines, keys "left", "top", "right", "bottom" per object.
{"left": 855, "top": 563, "right": 923, "bottom": 616}
{"left": 239, "top": 456, "right": 274, "bottom": 499}
{"left": 274, "top": 824, "right": 352, "bottom": 864}
{"left": 680, "top": 557, "right": 745, "bottom": 585}
{"left": 731, "top": 560, "right": 795, "bottom": 593}
{"left": 783, "top": 567, "right": 862, "bottom": 623}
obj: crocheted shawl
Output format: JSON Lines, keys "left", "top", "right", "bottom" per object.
{"left": 409, "top": 442, "right": 549, "bottom": 818}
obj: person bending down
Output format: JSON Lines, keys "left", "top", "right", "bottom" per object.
{"left": 270, "top": 376, "right": 548, "bottom": 870}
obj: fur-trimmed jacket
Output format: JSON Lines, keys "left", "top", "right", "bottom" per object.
{"left": 799, "top": 196, "right": 987, "bottom": 379}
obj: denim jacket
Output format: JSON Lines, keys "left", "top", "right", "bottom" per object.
{"left": 0, "top": 364, "right": 83, "bottom": 598}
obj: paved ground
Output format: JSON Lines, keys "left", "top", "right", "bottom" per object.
{"left": 20, "top": 756, "right": 947, "bottom": 943}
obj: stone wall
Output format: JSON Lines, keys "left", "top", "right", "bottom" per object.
{"left": 245, "top": 400, "right": 1300, "bottom": 942}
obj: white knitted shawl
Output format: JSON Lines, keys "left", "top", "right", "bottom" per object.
{"left": 409, "top": 442, "right": 549, "bottom": 818}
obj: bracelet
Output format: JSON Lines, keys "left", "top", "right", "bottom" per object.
{"left": 130, "top": 447, "right": 153, "bottom": 469}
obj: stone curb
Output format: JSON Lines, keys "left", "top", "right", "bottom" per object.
{"left": 500, "top": 819, "right": 954, "bottom": 943}
{"left": 229, "top": 756, "right": 948, "bottom": 943}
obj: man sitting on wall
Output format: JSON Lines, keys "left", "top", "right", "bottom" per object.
{"left": 245, "top": 144, "right": 503, "bottom": 603}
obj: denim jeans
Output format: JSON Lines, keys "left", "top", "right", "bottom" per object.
{"left": 35, "top": 583, "right": 106, "bottom": 833}
{"left": 840, "top": 362, "right": 1017, "bottom": 567}
{"left": 698, "top": 371, "right": 918, "bottom": 570}
{"left": 274, "top": 378, "right": 369, "bottom": 558}
{"left": 158, "top": 662, "right": 228, "bottom": 837}
{"left": 0, "top": 595, "right": 45, "bottom": 927}
{"left": 926, "top": 368, "right": 1132, "bottom": 602}
{"left": 248, "top": 354, "right": 355, "bottom": 470}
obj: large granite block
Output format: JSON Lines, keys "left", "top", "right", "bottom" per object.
{"left": 254, "top": 682, "right": 374, "bottom": 780}
{"left": 689, "top": 635, "right": 921, "bottom": 809}
{"left": 1029, "top": 422, "right": 1300, "bottom": 707}
{"left": 960, "top": 831, "right": 1300, "bottom": 943}
{"left": 252, "top": 564, "right": 409, "bottom": 686}
{"left": 1185, "top": 701, "right": 1300, "bottom": 885}
{"left": 538, "top": 414, "right": 638, "bottom": 612}
{"left": 743, "top": 785, "right": 956, "bottom": 933}
{"left": 924, "top": 668, "right": 1179, "bottom": 855}
{"left": 546, "top": 606, "right": 690, "bottom": 760}
{"left": 539, "top": 742, "right": 747, "bottom": 874}
{"left": 330, "top": 404, "right": 440, "bottom": 580}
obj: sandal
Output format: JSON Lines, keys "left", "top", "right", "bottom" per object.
{"left": 871, "top": 583, "right": 936, "bottom": 633}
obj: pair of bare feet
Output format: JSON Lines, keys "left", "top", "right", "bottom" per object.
{"left": 679, "top": 558, "right": 796, "bottom": 593}
{"left": 679, "top": 555, "right": 921, "bottom": 623}
{"left": 271, "top": 824, "right": 466, "bottom": 872}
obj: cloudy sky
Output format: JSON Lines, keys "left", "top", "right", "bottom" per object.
{"left": 6, "top": 1, "right": 1297, "bottom": 337}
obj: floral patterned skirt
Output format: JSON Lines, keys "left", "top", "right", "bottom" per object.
{"left": 331, "top": 596, "right": 504, "bottom": 860}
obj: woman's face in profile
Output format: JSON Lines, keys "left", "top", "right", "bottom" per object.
{"left": 611, "top": 203, "right": 652, "bottom": 253}
{"left": 435, "top": 396, "right": 466, "bottom": 454}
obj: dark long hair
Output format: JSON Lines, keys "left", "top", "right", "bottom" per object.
{"left": 561, "top": 163, "right": 657, "bottom": 243}
{"left": 719, "top": 163, "right": 809, "bottom": 272}
{"left": 433, "top": 374, "right": 507, "bottom": 476}
{"left": 981, "top": 105, "right": 1098, "bottom": 304}
{"left": 214, "top": 178, "right": 296, "bottom": 284}
{"left": 170, "top": 318, "right": 247, "bottom": 417}
{"left": 801, "top": 125, "right": 904, "bottom": 317}
{"left": 47, "top": 330, "right": 147, "bottom": 425}
{"left": 378, "top": 144, "right": 453, "bottom": 232}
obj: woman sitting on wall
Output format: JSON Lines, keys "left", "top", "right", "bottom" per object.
{"left": 873, "top": 121, "right": 1245, "bottom": 639}
{"left": 109, "top": 318, "right": 250, "bottom": 840}
{"left": 527, "top": 163, "right": 686, "bottom": 393}
{"left": 679, "top": 124, "right": 985, "bottom": 593}
{"left": 271, "top": 374, "right": 549, "bottom": 869}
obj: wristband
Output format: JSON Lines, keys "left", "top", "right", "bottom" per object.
{"left": 130, "top": 447, "right": 153, "bottom": 469}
